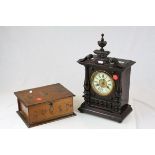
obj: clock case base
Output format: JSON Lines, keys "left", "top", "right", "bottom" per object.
{"left": 78, "top": 102, "right": 132, "bottom": 123}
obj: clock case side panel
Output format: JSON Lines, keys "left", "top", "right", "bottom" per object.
{"left": 120, "top": 67, "right": 131, "bottom": 107}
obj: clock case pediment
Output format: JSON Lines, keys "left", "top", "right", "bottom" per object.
{"left": 77, "top": 34, "right": 135, "bottom": 122}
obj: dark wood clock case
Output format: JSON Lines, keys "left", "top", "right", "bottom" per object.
{"left": 78, "top": 34, "right": 135, "bottom": 122}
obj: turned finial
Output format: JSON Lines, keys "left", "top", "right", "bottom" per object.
{"left": 98, "top": 33, "right": 107, "bottom": 51}
{"left": 93, "top": 33, "right": 110, "bottom": 58}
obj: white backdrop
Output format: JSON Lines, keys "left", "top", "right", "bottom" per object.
{"left": 0, "top": 26, "right": 155, "bottom": 128}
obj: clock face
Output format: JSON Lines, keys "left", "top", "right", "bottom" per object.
{"left": 90, "top": 71, "right": 115, "bottom": 96}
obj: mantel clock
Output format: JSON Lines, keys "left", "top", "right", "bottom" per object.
{"left": 78, "top": 34, "right": 135, "bottom": 122}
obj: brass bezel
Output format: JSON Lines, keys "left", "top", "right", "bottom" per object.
{"left": 90, "top": 70, "right": 115, "bottom": 96}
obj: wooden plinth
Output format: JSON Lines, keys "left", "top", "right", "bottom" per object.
{"left": 78, "top": 102, "right": 132, "bottom": 123}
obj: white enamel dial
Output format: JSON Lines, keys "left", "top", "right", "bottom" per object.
{"left": 90, "top": 71, "right": 115, "bottom": 96}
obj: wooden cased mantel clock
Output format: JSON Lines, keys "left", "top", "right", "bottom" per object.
{"left": 78, "top": 34, "right": 135, "bottom": 122}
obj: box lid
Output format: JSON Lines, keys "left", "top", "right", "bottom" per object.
{"left": 14, "top": 83, "right": 75, "bottom": 107}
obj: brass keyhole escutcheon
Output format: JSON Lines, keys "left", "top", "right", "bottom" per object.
{"left": 48, "top": 102, "right": 54, "bottom": 113}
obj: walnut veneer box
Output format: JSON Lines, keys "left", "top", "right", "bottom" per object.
{"left": 14, "top": 83, "right": 75, "bottom": 127}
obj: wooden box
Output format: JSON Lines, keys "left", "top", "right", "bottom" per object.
{"left": 14, "top": 83, "right": 75, "bottom": 127}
